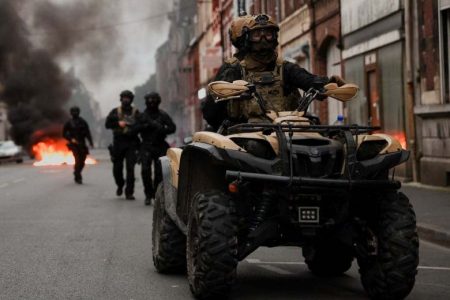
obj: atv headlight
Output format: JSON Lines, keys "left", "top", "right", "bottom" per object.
{"left": 230, "top": 138, "right": 276, "bottom": 159}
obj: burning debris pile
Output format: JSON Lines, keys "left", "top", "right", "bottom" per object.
{"left": 30, "top": 125, "right": 96, "bottom": 167}
{"left": 0, "top": 0, "right": 119, "bottom": 160}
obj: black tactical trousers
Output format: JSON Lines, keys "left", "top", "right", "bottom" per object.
{"left": 141, "top": 150, "right": 162, "bottom": 199}
{"left": 72, "top": 146, "right": 88, "bottom": 180}
{"left": 113, "top": 144, "right": 137, "bottom": 196}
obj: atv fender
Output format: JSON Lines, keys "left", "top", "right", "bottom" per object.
{"left": 160, "top": 155, "right": 187, "bottom": 234}
{"left": 176, "top": 142, "right": 227, "bottom": 225}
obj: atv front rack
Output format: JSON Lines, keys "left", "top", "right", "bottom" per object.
{"left": 227, "top": 123, "right": 380, "bottom": 136}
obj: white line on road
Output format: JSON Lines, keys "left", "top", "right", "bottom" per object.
{"left": 246, "top": 258, "right": 450, "bottom": 271}
{"left": 0, "top": 183, "right": 10, "bottom": 189}
{"left": 12, "top": 178, "right": 25, "bottom": 184}
{"left": 246, "top": 258, "right": 305, "bottom": 265}
{"left": 258, "top": 264, "right": 294, "bottom": 275}
{"left": 418, "top": 266, "right": 450, "bottom": 271}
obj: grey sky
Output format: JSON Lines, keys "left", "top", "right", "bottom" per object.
{"left": 88, "top": 0, "right": 171, "bottom": 115}
{"left": 26, "top": 0, "right": 172, "bottom": 116}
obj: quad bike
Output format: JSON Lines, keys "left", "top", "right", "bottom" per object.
{"left": 152, "top": 80, "right": 419, "bottom": 300}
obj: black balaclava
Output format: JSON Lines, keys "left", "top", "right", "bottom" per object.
{"left": 120, "top": 97, "right": 133, "bottom": 109}
{"left": 70, "top": 107, "right": 80, "bottom": 119}
{"left": 246, "top": 36, "right": 278, "bottom": 70}
{"left": 145, "top": 92, "right": 161, "bottom": 113}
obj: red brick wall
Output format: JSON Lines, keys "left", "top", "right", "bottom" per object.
{"left": 418, "top": 0, "right": 440, "bottom": 91}
{"left": 283, "top": 0, "right": 307, "bottom": 19}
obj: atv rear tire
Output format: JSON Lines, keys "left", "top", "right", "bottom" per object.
{"left": 305, "top": 242, "right": 353, "bottom": 277}
{"left": 152, "top": 184, "right": 186, "bottom": 273}
{"left": 187, "top": 190, "right": 238, "bottom": 299}
{"left": 358, "top": 192, "right": 419, "bottom": 300}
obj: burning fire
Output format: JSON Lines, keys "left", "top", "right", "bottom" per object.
{"left": 389, "top": 132, "right": 407, "bottom": 150}
{"left": 32, "top": 138, "right": 97, "bottom": 167}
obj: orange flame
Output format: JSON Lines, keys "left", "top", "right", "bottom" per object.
{"left": 389, "top": 132, "right": 407, "bottom": 150}
{"left": 32, "top": 139, "right": 97, "bottom": 167}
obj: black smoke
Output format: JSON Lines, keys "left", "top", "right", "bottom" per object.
{"left": 0, "top": 0, "right": 120, "bottom": 148}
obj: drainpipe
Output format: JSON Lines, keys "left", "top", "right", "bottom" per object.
{"left": 404, "top": 0, "right": 418, "bottom": 182}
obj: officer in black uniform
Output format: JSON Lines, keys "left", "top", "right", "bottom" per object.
{"left": 136, "top": 92, "right": 176, "bottom": 205}
{"left": 63, "top": 106, "right": 94, "bottom": 184}
{"left": 105, "top": 90, "right": 140, "bottom": 200}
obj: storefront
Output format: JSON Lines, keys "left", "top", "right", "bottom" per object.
{"left": 341, "top": 0, "right": 410, "bottom": 179}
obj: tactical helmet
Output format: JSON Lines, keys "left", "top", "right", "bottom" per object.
{"left": 119, "top": 90, "right": 134, "bottom": 101}
{"left": 144, "top": 92, "right": 160, "bottom": 101}
{"left": 242, "top": 14, "right": 279, "bottom": 33}
{"left": 230, "top": 14, "right": 279, "bottom": 50}
{"left": 70, "top": 106, "right": 80, "bottom": 117}
{"left": 229, "top": 15, "right": 254, "bottom": 49}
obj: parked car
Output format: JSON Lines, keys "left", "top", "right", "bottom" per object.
{"left": 0, "top": 141, "right": 24, "bottom": 163}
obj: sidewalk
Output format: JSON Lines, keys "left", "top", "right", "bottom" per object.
{"left": 401, "top": 183, "right": 450, "bottom": 248}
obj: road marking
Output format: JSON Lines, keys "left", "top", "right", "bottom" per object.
{"left": 12, "top": 178, "right": 25, "bottom": 184}
{"left": 258, "top": 264, "right": 294, "bottom": 275}
{"left": 418, "top": 266, "right": 450, "bottom": 271}
{"left": 246, "top": 258, "right": 305, "bottom": 265}
{"left": 0, "top": 183, "right": 9, "bottom": 189}
{"left": 246, "top": 259, "right": 450, "bottom": 272}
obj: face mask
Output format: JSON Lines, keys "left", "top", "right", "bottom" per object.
{"left": 251, "top": 39, "right": 275, "bottom": 52}
{"left": 70, "top": 109, "right": 80, "bottom": 118}
{"left": 121, "top": 97, "right": 132, "bottom": 107}
{"left": 146, "top": 98, "right": 159, "bottom": 110}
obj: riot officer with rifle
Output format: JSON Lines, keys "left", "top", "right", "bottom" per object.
{"left": 105, "top": 90, "right": 140, "bottom": 200}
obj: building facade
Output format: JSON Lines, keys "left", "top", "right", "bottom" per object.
{"left": 412, "top": 0, "right": 450, "bottom": 186}
{"left": 153, "top": 0, "right": 450, "bottom": 186}
{"left": 340, "top": 0, "right": 411, "bottom": 179}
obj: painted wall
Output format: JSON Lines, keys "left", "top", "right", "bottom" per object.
{"left": 341, "top": 0, "right": 401, "bottom": 34}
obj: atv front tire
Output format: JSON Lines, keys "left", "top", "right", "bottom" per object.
{"left": 152, "top": 184, "right": 186, "bottom": 273}
{"left": 304, "top": 242, "right": 353, "bottom": 277}
{"left": 358, "top": 192, "right": 419, "bottom": 300}
{"left": 187, "top": 190, "right": 238, "bottom": 299}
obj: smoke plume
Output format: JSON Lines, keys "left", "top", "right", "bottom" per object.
{"left": 0, "top": 0, "right": 120, "bottom": 148}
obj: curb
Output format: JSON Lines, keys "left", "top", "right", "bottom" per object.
{"left": 417, "top": 223, "right": 450, "bottom": 248}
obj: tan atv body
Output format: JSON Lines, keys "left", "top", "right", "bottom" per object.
{"left": 153, "top": 79, "right": 417, "bottom": 300}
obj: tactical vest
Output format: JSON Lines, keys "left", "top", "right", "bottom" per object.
{"left": 114, "top": 106, "right": 138, "bottom": 134}
{"left": 226, "top": 57, "right": 299, "bottom": 121}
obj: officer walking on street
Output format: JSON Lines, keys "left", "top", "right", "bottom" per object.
{"left": 136, "top": 92, "right": 176, "bottom": 205}
{"left": 105, "top": 90, "right": 140, "bottom": 200}
{"left": 63, "top": 106, "right": 94, "bottom": 184}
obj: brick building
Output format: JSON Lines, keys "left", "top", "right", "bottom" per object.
{"left": 412, "top": 0, "right": 450, "bottom": 185}
{"left": 153, "top": 0, "right": 450, "bottom": 186}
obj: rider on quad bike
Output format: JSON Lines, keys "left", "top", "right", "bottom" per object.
{"left": 201, "top": 13, "right": 345, "bottom": 130}
{"left": 152, "top": 14, "right": 419, "bottom": 300}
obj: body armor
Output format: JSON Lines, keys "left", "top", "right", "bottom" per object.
{"left": 227, "top": 57, "right": 299, "bottom": 122}
{"left": 114, "top": 106, "right": 138, "bottom": 134}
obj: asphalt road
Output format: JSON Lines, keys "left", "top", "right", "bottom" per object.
{"left": 0, "top": 151, "right": 449, "bottom": 299}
